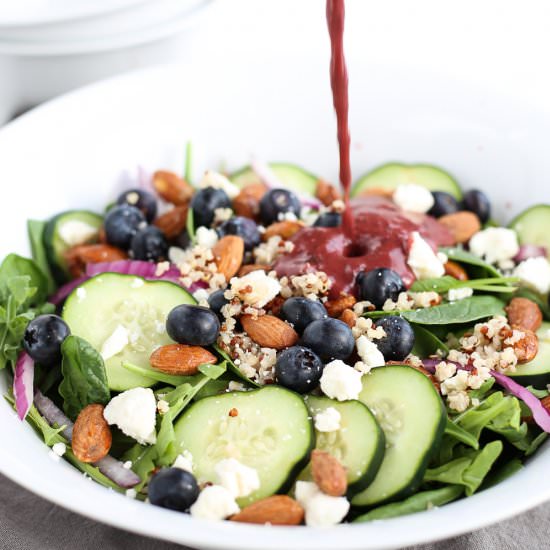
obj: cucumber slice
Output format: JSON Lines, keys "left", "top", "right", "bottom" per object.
{"left": 351, "top": 163, "right": 462, "bottom": 200}
{"left": 508, "top": 322, "right": 550, "bottom": 389}
{"left": 174, "top": 386, "right": 314, "bottom": 506}
{"left": 303, "top": 395, "right": 385, "bottom": 495}
{"left": 229, "top": 162, "right": 319, "bottom": 196}
{"left": 352, "top": 366, "right": 446, "bottom": 508}
{"left": 509, "top": 204, "right": 550, "bottom": 255}
{"left": 43, "top": 210, "right": 104, "bottom": 283}
{"left": 62, "top": 273, "right": 195, "bottom": 391}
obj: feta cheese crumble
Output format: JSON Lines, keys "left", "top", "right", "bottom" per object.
{"left": 190, "top": 485, "right": 240, "bottom": 520}
{"left": 393, "top": 183, "right": 435, "bottom": 214}
{"left": 215, "top": 458, "right": 260, "bottom": 498}
{"left": 229, "top": 270, "right": 281, "bottom": 308}
{"left": 103, "top": 387, "right": 157, "bottom": 445}
{"left": 195, "top": 226, "right": 219, "bottom": 249}
{"left": 173, "top": 450, "right": 194, "bottom": 473}
{"left": 355, "top": 336, "right": 385, "bottom": 370}
{"left": 157, "top": 399, "right": 170, "bottom": 415}
{"left": 513, "top": 257, "right": 550, "bottom": 294}
{"left": 51, "top": 442, "right": 66, "bottom": 457}
{"left": 100, "top": 324, "right": 129, "bottom": 360}
{"left": 295, "top": 481, "right": 350, "bottom": 527}
{"left": 198, "top": 170, "right": 240, "bottom": 199}
{"left": 469, "top": 227, "right": 519, "bottom": 264}
{"left": 407, "top": 231, "right": 445, "bottom": 280}
{"left": 447, "top": 287, "right": 474, "bottom": 302}
{"left": 58, "top": 220, "right": 98, "bottom": 246}
{"left": 314, "top": 407, "right": 341, "bottom": 432}
{"left": 320, "top": 360, "right": 363, "bottom": 401}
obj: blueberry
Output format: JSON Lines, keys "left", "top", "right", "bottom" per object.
{"left": 275, "top": 346, "right": 324, "bottom": 393}
{"left": 148, "top": 468, "right": 199, "bottom": 512}
{"left": 166, "top": 304, "right": 220, "bottom": 346}
{"left": 301, "top": 318, "right": 354, "bottom": 362}
{"left": 428, "top": 191, "right": 459, "bottom": 218}
{"left": 116, "top": 188, "right": 157, "bottom": 222}
{"left": 217, "top": 216, "right": 261, "bottom": 250}
{"left": 259, "top": 189, "right": 301, "bottom": 225}
{"left": 104, "top": 204, "right": 146, "bottom": 249}
{"left": 356, "top": 268, "right": 406, "bottom": 310}
{"left": 208, "top": 289, "right": 228, "bottom": 316}
{"left": 313, "top": 212, "right": 341, "bottom": 228}
{"left": 462, "top": 189, "right": 491, "bottom": 223}
{"left": 172, "top": 230, "right": 191, "bottom": 250}
{"left": 23, "top": 314, "right": 70, "bottom": 366}
{"left": 190, "top": 187, "right": 231, "bottom": 228}
{"left": 374, "top": 316, "right": 415, "bottom": 361}
{"left": 130, "top": 226, "right": 168, "bottom": 262}
{"left": 281, "top": 297, "right": 327, "bottom": 333}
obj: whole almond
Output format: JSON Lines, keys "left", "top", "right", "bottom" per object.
{"left": 505, "top": 297, "right": 543, "bottom": 332}
{"left": 263, "top": 220, "right": 304, "bottom": 242}
{"left": 541, "top": 395, "right": 550, "bottom": 414}
{"left": 438, "top": 211, "right": 481, "bottom": 244}
{"left": 241, "top": 315, "right": 298, "bottom": 349}
{"left": 509, "top": 326, "right": 539, "bottom": 364}
{"left": 238, "top": 264, "right": 271, "bottom": 277}
{"left": 339, "top": 308, "right": 357, "bottom": 328}
{"left": 358, "top": 187, "right": 394, "bottom": 199}
{"left": 325, "top": 294, "right": 356, "bottom": 318}
{"left": 230, "top": 495, "right": 304, "bottom": 525}
{"left": 153, "top": 170, "right": 194, "bottom": 205}
{"left": 154, "top": 205, "right": 188, "bottom": 238}
{"left": 311, "top": 450, "right": 348, "bottom": 497}
{"left": 444, "top": 260, "right": 469, "bottom": 281}
{"left": 72, "top": 404, "right": 112, "bottom": 463}
{"left": 232, "top": 183, "right": 268, "bottom": 220}
{"left": 65, "top": 244, "right": 127, "bottom": 277}
{"left": 150, "top": 344, "right": 217, "bottom": 375}
{"left": 316, "top": 179, "right": 342, "bottom": 206}
{"left": 213, "top": 236, "right": 245, "bottom": 281}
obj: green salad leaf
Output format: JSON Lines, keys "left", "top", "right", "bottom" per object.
{"left": 59, "top": 335, "right": 110, "bottom": 420}
{"left": 440, "top": 247, "right": 503, "bottom": 279}
{"left": 410, "top": 275, "right": 518, "bottom": 294}
{"left": 411, "top": 324, "right": 449, "bottom": 356}
{"left": 27, "top": 219, "right": 55, "bottom": 294}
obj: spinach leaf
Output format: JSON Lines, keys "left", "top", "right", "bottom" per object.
{"left": 440, "top": 247, "right": 503, "bottom": 278}
{"left": 411, "top": 324, "right": 449, "bottom": 356}
{"left": 354, "top": 485, "right": 464, "bottom": 522}
{"left": 59, "top": 336, "right": 110, "bottom": 420}
{"left": 483, "top": 458, "right": 523, "bottom": 488}
{"left": 27, "top": 219, "right": 55, "bottom": 294}
{"left": 410, "top": 275, "right": 518, "bottom": 294}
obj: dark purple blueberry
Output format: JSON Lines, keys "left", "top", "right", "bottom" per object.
{"left": 259, "top": 189, "right": 301, "bottom": 225}
{"left": 275, "top": 346, "right": 324, "bottom": 393}
{"left": 23, "top": 314, "right": 70, "bottom": 366}
{"left": 428, "top": 191, "right": 459, "bottom": 218}
{"left": 462, "top": 189, "right": 491, "bottom": 223}
{"left": 217, "top": 216, "right": 261, "bottom": 250}
{"left": 281, "top": 297, "right": 327, "bottom": 333}
{"left": 130, "top": 226, "right": 168, "bottom": 262}
{"left": 208, "top": 289, "right": 229, "bottom": 316}
{"left": 116, "top": 188, "right": 157, "bottom": 222}
{"left": 148, "top": 468, "right": 199, "bottom": 512}
{"left": 356, "top": 268, "right": 406, "bottom": 310}
{"left": 190, "top": 187, "right": 231, "bottom": 228}
{"left": 301, "top": 318, "right": 354, "bottom": 362}
{"left": 374, "top": 316, "right": 415, "bottom": 361}
{"left": 104, "top": 204, "right": 146, "bottom": 249}
{"left": 166, "top": 304, "right": 220, "bottom": 346}
{"left": 313, "top": 212, "right": 341, "bottom": 227}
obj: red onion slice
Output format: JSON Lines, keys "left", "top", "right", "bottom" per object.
{"left": 13, "top": 352, "right": 34, "bottom": 420}
{"left": 49, "top": 276, "right": 89, "bottom": 306}
{"left": 513, "top": 244, "right": 547, "bottom": 263}
{"left": 34, "top": 390, "right": 73, "bottom": 440}
{"left": 85, "top": 260, "right": 182, "bottom": 284}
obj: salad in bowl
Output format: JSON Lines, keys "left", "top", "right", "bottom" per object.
{"left": 3, "top": 154, "right": 550, "bottom": 527}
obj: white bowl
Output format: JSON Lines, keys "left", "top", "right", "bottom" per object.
{"left": 0, "top": 55, "right": 549, "bottom": 549}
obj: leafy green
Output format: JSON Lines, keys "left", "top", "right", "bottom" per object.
{"left": 27, "top": 219, "right": 55, "bottom": 294}
{"left": 354, "top": 485, "right": 464, "bottom": 522}
{"left": 526, "top": 386, "right": 549, "bottom": 399}
{"left": 454, "top": 392, "right": 510, "bottom": 441}
{"left": 198, "top": 362, "right": 226, "bottom": 379}
{"left": 366, "top": 296, "right": 505, "bottom": 325}
{"left": 214, "top": 344, "right": 260, "bottom": 387}
{"left": 444, "top": 418, "right": 479, "bottom": 449}
{"left": 186, "top": 207, "right": 196, "bottom": 243}
{"left": 483, "top": 458, "right": 524, "bottom": 488}
{"left": 411, "top": 324, "right": 449, "bottom": 356}
{"left": 410, "top": 275, "right": 518, "bottom": 294}
{"left": 59, "top": 336, "right": 110, "bottom": 420}
{"left": 440, "top": 247, "right": 503, "bottom": 278}
{"left": 0, "top": 254, "right": 48, "bottom": 307}
{"left": 525, "top": 432, "right": 549, "bottom": 457}
{"left": 122, "top": 361, "right": 194, "bottom": 386}
{"left": 184, "top": 141, "right": 193, "bottom": 184}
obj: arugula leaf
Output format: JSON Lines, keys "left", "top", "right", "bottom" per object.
{"left": 483, "top": 458, "right": 523, "bottom": 488}
{"left": 440, "top": 247, "right": 503, "bottom": 278}
{"left": 59, "top": 336, "right": 110, "bottom": 420}
{"left": 443, "top": 417, "right": 479, "bottom": 449}
{"left": 410, "top": 275, "right": 518, "bottom": 294}
{"left": 27, "top": 219, "right": 55, "bottom": 294}
{"left": 122, "top": 361, "right": 195, "bottom": 386}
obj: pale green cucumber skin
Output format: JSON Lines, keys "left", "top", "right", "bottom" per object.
{"left": 509, "top": 322, "right": 550, "bottom": 388}
{"left": 62, "top": 273, "right": 195, "bottom": 391}
{"left": 303, "top": 395, "right": 385, "bottom": 496}
{"left": 229, "top": 162, "right": 319, "bottom": 196}
{"left": 43, "top": 210, "right": 103, "bottom": 283}
{"left": 352, "top": 366, "right": 446, "bottom": 508}
{"left": 508, "top": 204, "right": 550, "bottom": 255}
{"left": 351, "top": 163, "right": 462, "bottom": 200}
{"left": 174, "top": 386, "right": 315, "bottom": 506}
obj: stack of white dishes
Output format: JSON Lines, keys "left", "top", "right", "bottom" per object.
{"left": 0, "top": 0, "right": 215, "bottom": 124}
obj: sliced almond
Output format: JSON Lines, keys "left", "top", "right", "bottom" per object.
{"left": 444, "top": 260, "right": 469, "bottom": 281}
{"left": 325, "top": 294, "right": 356, "bottom": 318}
{"left": 230, "top": 495, "right": 304, "bottom": 525}
{"left": 238, "top": 264, "right": 271, "bottom": 277}
{"left": 316, "top": 179, "right": 342, "bottom": 206}
{"left": 241, "top": 314, "right": 298, "bottom": 349}
{"left": 339, "top": 308, "right": 357, "bottom": 328}
{"left": 150, "top": 344, "right": 217, "bottom": 375}
{"left": 232, "top": 182, "right": 268, "bottom": 220}
{"left": 72, "top": 404, "right": 112, "bottom": 463}
{"left": 154, "top": 205, "right": 188, "bottom": 238}
{"left": 65, "top": 244, "right": 127, "bottom": 278}
{"left": 212, "top": 235, "right": 245, "bottom": 281}
{"left": 262, "top": 220, "right": 304, "bottom": 242}
{"left": 505, "top": 297, "right": 543, "bottom": 332}
{"left": 311, "top": 449, "right": 347, "bottom": 497}
{"left": 153, "top": 170, "right": 194, "bottom": 205}
{"left": 438, "top": 211, "right": 481, "bottom": 244}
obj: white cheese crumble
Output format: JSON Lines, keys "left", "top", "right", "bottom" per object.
{"left": 355, "top": 336, "right": 385, "bottom": 371}
{"left": 469, "top": 227, "right": 519, "bottom": 264}
{"left": 123, "top": 461, "right": 133, "bottom": 469}
{"left": 100, "top": 325, "right": 129, "bottom": 360}
{"left": 447, "top": 287, "right": 474, "bottom": 302}
{"left": 295, "top": 481, "right": 350, "bottom": 527}
{"left": 103, "top": 387, "right": 157, "bottom": 445}
{"left": 199, "top": 170, "right": 240, "bottom": 199}
{"left": 320, "top": 360, "right": 363, "bottom": 401}
{"left": 51, "top": 442, "right": 66, "bottom": 457}
{"left": 195, "top": 226, "right": 219, "bottom": 249}
{"left": 190, "top": 485, "right": 240, "bottom": 520}
{"left": 393, "top": 183, "right": 435, "bottom": 214}
{"left": 227, "top": 381, "right": 246, "bottom": 392}
{"left": 193, "top": 288, "right": 210, "bottom": 304}
{"left": 407, "top": 231, "right": 445, "bottom": 280}
{"left": 229, "top": 270, "right": 281, "bottom": 308}
{"left": 58, "top": 220, "right": 98, "bottom": 246}
{"left": 125, "top": 489, "right": 137, "bottom": 499}
{"left": 314, "top": 407, "right": 341, "bottom": 432}
{"left": 173, "top": 450, "right": 194, "bottom": 473}
{"left": 215, "top": 458, "right": 260, "bottom": 498}
{"left": 513, "top": 257, "right": 550, "bottom": 294}
{"left": 157, "top": 399, "right": 170, "bottom": 415}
